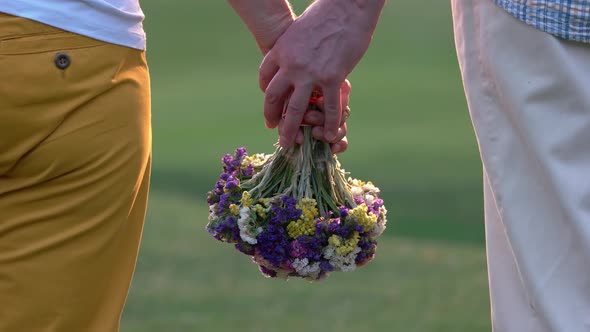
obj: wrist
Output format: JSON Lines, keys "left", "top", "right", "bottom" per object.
{"left": 254, "top": 11, "right": 294, "bottom": 54}
{"left": 227, "top": 0, "right": 295, "bottom": 54}
{"left": 353, "top": 0, "right": 385, "bottom": 8}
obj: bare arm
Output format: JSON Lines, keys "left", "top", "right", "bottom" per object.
{"left": 227, "top": 0, "right": 296, "bottom": 54}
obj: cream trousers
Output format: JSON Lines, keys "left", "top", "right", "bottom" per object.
{"left": 452, "top": 1, "right": 590, "bottom": 331}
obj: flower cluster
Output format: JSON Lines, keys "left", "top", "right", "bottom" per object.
{"left": 206, "top": 145, "right": 388, "bottom": 281}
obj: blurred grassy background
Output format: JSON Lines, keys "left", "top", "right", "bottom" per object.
{"left": 122, "top": 1, "right": 490, "bottom": 331}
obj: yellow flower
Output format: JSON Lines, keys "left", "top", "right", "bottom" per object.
{"left": 350, "top": 204, "right": 377, "bottom": 232}
{"left": 349, "top": 178, "right": 366, "bottom": 187}
{"left": 296, "top": 198, "right": 319, "bottom": 222}
{"left": 229, "top": 204, "right": 239, "bottom": 216}
{"left": 258, "top": 198, "right": 272, "bottom": 207}
{"left": 347, "top": 231, "right": 360, "bottom": 248}
{"left": 241, "top": 191, "right": 253, "bottom": 207}
{"left": 286, "top": 198, "right": 319, "bottom": 239}
{"left": 253, "top": 204, "right": 266, "bottom": 218}
{"left": 287, "top": 219, "right": 315, "bottom": 239}
{"left": 329, "top": 232, "right": 360, "bottom": 256}
{"left": 241, "top": 154, "right": 269, "bottom": 168}
{"left": 328, "top": 235, "right": 342, "bottom": 247}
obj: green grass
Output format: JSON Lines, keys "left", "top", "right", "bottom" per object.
{"left": 123, "top": 192, "right": 490, "bottom": 332}
{"left": 121, "top": 1, "right": 491, "bottom": 331}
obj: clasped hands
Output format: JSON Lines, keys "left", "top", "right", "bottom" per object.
{"left": 254, "top": 0, "right": 381, "bottom": 154}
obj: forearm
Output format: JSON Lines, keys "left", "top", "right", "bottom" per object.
{"left": 227, "top": 0, "right": 295, "bottom": 54}
{"left": 353, "top": 0, "right": 386, "bottom": 8}
{"left": 319, "top": 0, "right": 386, "bottom": 34}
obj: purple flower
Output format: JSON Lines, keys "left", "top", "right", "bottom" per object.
{"left": 339, "top": 206, "right": 349, "bottom": 218}
{"left": 222, "top": 154, "right": 234, "bottom": 168}
{"left": 242, "top": 164, "right": 254, "bottom": 177}
{"left": 373, "top": 198, "right": 384, "bottom": 208}
{"left": 231, "top": 159, "right": 242, "bottom": 169}
{"left": 356, "top": 238, "right": 377, "bottom": 266}
{"left": 328, "top": 219, "right": 357, "bottom": 238}
{"left": 256, "top": 224, "right": 290, "bottom": 267}
{"left": 320, "top": 260, "right": 334, "bottom": 272}
{"left": 269, "top": 196, "right": 301, "bottom": 225}
{"left": 290, "top": 240, "right": 307, "bottom": 258}
{"left": 224, "top": 179, "right": 239, "bottom": 190}
{"left": 315, "top": 221, "right": 328, "bottom": 234}
{"left": 209, "top": 216, "right": 240, "bottom": 243}
{"left": 297, "top": 235, "right": 327, "bottom": 261}
{"left": 235, "top": 241, "right": 255, "bottom": 256}
{"left": 369, "top": 198, "right": 384, "bottom": 216}
{"left": 259, "top": 265, "right": 277, "bottom": 278}
{"left": 354, "top": 197, "right": 365, "bottom": 205}
{"left": 206, "top": 191, "right": 219, "bottom": 205}
{"left": 217, "top": 193, "right": 230, "bottom": 214}
{"left": 235, "top": 147, "right": 247, "bottom": 161}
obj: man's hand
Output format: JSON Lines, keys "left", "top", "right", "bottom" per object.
{"left": 259, "top": 0, "right": 385, "bottom": 148}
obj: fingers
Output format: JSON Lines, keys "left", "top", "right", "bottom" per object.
{"left": 331, "top": 137, "right": 348, "bottom": 154}
{"left": 292, "top": 125, "right": 347, "bottom": 154}
{"left": 341, "top": 80, "right": 351, "bottom": 115}
{"left": 263, "top": 71, "right": 291, "bottom": 129}
{"left": 279, "top": 84, "right": 314, "bottom": 148}
{"left": 295, "top": 129, "right": 304, "bottom": 145}
{"left": 302, "top": 110, "right": 323, "bottom": 126}
{"left": 313, "top": 79, "right": 352, "bottom": 126}
{"left": 320, "top": 84, "right": 342, "bottom": 143}
{"left": 311, "top": 123, "right": 347, "bottom": 143}
{"left": 306, "top": 102, "right": 348, "bottom": 126}
{"left": 293, "top": 127, "right": 347, "bottom": 154}
{"left": 261, "top": 52, "right": 352, "bottom": 151}
{"left": 259, "top": 51, "right": 279, "bottom": 92}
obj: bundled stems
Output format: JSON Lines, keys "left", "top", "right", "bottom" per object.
{"left": 242, "top": 123, "right": 356, "bottom": 217}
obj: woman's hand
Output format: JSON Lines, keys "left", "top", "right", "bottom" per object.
{"left": 283, "top": 80, "right": 352, "bottom": 154}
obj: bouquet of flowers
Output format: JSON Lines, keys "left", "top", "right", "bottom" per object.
{"left": 206, "top": 95, "right": 387, "bottom": 281}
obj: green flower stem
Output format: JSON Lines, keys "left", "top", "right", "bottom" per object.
{"left": 242, "top": 115, "right": 356, "bottom": 217}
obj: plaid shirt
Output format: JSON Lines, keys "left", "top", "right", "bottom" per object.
{"left": 495, "top": 0, "right": 590, "bottom": 43}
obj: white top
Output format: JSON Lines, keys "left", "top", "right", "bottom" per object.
{"left": 0, "top": 0, "right": 146, "bottom": 50}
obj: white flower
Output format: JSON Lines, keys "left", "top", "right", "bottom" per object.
{"left": 237, "top": 206, "right": 258, "bottom": 244}
{"left": 371, "top": 206, "right": 388, "bottom": 237}
{"left": 208, "top": 204, "right": 218, "bottom": 221}
{"left": 292, "top": 258, "right": 320, "bottom": 278}
{"left": 351, "top": 186, "right": 364, "bottom": 198}
{"left": 323, "top": 245, "right": 360, "bottom": 272}
{"left": 364, "top": 194, "right": 375, "bottom": 206}
{"left": 240, "top": 232, "right": 257, "bottom": 245}
{"left": 239, "top": 206, "right": 250, "bottom": 219}
{"left": 292, "top": 258, "right": 309, "bottom": 271}
{"left": 371, "top": 221, "right": 386, "bottom": 237}
{"left": 323, "top": 246, "right": 336, "bottom": 259}
{"left": 363, "top": 182, "right": 380, "bottom": 194}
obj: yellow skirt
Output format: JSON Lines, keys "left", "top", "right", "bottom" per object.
{"left": 0, "top": 13, "right": 151, "bottom": 331}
